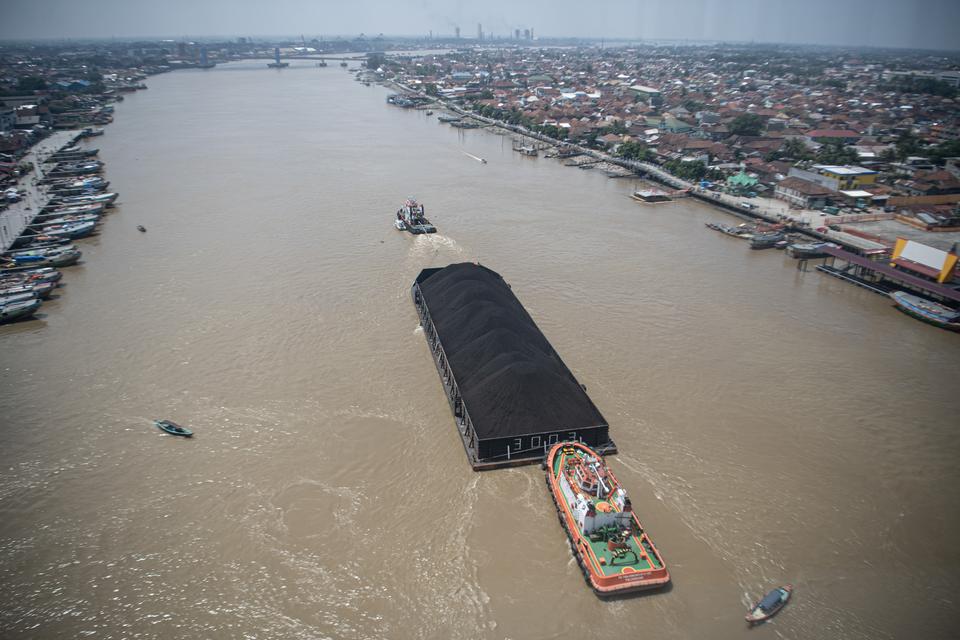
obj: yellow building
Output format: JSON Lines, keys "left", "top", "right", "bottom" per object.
{"left": 815, "top": 165, "right": 878, "bottom": 190}
{"left": 890, "top": 238, "right": 958, "bottom": 284}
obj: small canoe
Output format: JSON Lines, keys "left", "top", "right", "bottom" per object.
{"left": 746, "top": 584, "right": 792, "bottom": 624}
{"left": 137, "top": 225, "right": 146, "bottom": 233}
{"left": 155, "top": 419, "right": 192, "bottom": 437}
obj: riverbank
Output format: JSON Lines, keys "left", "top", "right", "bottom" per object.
{"left": 1, "top": 128, "right": 121, "bottom": 324}
{"left": 385, "top": 80, "right": 910, "bottom": 256}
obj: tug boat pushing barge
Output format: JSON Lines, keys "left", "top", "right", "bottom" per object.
{"left": 546, "top": 441, "right": 669, "bottom": 596}
{"left": 395, "top": 198, "right": 437, "bottom": 234}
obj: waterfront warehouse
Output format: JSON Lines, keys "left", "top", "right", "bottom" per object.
{"left": 412, "top": 263, "right": 615, "bottom": 470}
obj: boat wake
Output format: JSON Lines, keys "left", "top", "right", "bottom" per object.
{"left": 460, "top": 151, "right": 487, "bottom": 164}
{"left": 410, "top": 233, "right": 466, "bottom": 258}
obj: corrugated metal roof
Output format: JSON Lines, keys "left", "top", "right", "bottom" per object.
{"left": 822, "top": 246, "right": 960, "bottom": 302}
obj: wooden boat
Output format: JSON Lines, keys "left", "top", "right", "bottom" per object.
{"left": 0, "top": 298, "right": 41, "bottom": 324}
{"left": 2, "top": 248, "right": 82, "bottom": 269}
{"left": 750, "top": 231, "right": 786, "bottom": 250}
{"left": 40, "top": 220, "right": 97, "bottom": 239}
{"left": 155, "top": 420, "right": 193, "bottom": 437}
{"left": 632, "top": 189, "right": 671, "bottom": 203}
{"left": 545, "top": 442, "right": 669, "bottom": 596}
{"left": 0, "top": 268, "right": 62, "bottom": 287}
{"left": 0, "top": 290, "right": 37, "bottom": 306}
{"left": 746, "top": 584, "right": 792, "bottom": 624}
{"left": 889, "top": 291, "right": 960, "bottom": 332}
{"left": 787, "top": 242, "right": 832, "bottom": 259}
{"left": 706, "top": 222, "right": 754, "bottom": 240}
{"left": 0, "top": 279, "right": 56, "bottom": 299}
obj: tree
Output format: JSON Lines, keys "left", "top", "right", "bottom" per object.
{"left": 771, "top": 137, "right": 813, "bottom": 161}
{"left": 616, "top": 141, "right": 652, "bottom": 162}
{"left": 879, "top": 147, "right": 898, "bottom": 162}
{"left": 365, "top": 53, "right": 386, "bottom": 70}
{"left": 601, "top": 119, "right": 627, "bottom": 135}
{"left": 816, "top": 140, "right": 859, "bottom": 165}
{"left": 664, "top": 159, "right": 707, "bottom": 181}
{"left": 894, "top": 131, "right": 923, "bottom": 161}
{"left": 929, "top": 140, "right": 960, "bottom": 165}
{"left": 730, "top": 113, "right": 764, "bottom": 136}
{"left": 16, "top": 76, "right": 47, "bottom": 92}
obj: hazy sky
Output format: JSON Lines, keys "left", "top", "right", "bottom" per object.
{"left": 2, "top": 0, "right": 959, "bottom": 51}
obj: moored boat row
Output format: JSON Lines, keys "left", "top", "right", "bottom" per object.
{"left": 1, "top": 132, "right": 123, "bottom": 325}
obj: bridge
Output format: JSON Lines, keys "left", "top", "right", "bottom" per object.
{"left": 244, "top": 55, "right": 367, "bottom": 62}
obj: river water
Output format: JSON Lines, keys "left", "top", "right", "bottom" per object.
{"left": 1, "top": 60, "right": 958, "bottom": 640}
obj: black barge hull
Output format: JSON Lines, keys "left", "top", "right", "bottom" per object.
{"left": 412, "top": 263, "right": 616, "bottom": 470}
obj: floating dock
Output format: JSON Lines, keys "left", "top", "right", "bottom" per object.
{"left": 412, "top": 263, "right": 615, "bottom": 470}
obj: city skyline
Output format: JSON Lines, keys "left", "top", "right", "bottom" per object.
{"left": 1, "top": 0, "right": 959, "bottom": 51}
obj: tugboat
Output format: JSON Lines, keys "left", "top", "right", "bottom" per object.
{"left": 545, "top": 442, "right": 669, "bottom": 596}
{"left": 394, "top": 198, "right": 436, "bottom": 234}
{"left": 889, "top": 291, "right": 960, "bottom": 331}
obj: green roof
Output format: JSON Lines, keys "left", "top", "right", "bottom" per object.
{"left": 727, "top": 170, "right": 759, "bottom": 187}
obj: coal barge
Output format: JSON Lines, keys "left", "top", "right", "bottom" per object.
{"left": 412, "top": 263, "right": 616, "bottom": 470}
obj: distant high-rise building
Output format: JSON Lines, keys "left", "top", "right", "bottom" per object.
{"left": 523, "top": 29, "right": 530, "bottom": 41}
{"left": 530, "top": 28, "right": 534, "bottom": 40}
{"left": 515, "top": 29, "right": 521, "bottom": 40}
{"left": 455, "top": 26, "right": 460, "bottom": 39}
{"left": 477, "top": 23, "right": 483, "bottom": 41}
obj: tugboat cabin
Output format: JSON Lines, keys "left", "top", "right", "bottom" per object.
{"left": 412, "top": 263, "right": 615, "bottom": 470}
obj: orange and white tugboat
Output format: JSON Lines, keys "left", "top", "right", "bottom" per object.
{"left": 545, "top": 442, "right": 669, "bottom": 596}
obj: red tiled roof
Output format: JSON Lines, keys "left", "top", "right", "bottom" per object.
{"left": 892, "top": 258, "right": 943, "bottom": 280}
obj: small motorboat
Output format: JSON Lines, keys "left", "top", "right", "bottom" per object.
{"left": 137, "top": 225, "right": 146, "bottom": 233}
{"left": 155, "top": 420, "right": 193, "bottom": 437}
{"left": 746, "top": 584, "right": 792, "bottom": 624}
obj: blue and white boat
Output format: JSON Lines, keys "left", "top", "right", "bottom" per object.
{"left": 746, "top": 584, "right": 792, "bottom": 624}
